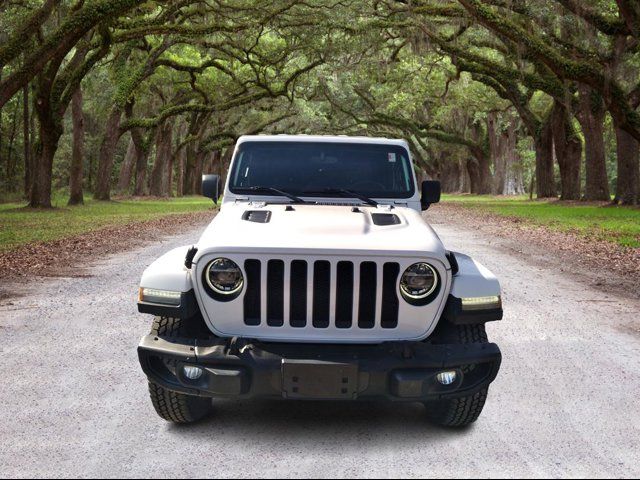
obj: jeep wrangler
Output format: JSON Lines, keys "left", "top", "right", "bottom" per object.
{"left": 137, "top": 135, "right": 502, "bottom": 426}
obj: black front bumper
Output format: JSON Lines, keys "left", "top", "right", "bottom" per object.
{"left": 138, "top": 336, "right": 501, "bottom": 401}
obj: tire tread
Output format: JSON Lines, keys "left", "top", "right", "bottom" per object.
{"left": 147, "top": 316, "right": 213, "bottom": 424}
{"left": 425, "top": 323, "right": 490, "bottom": 427}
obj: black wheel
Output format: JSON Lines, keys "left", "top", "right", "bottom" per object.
{"left": 147, "top": 315, "right": 213, "bottom": 424}
{"left": 425, "top": 323, "right": 490, "bottom": 427}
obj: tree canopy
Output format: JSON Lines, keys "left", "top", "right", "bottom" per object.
{"left": 0, "top": 0, "right": 638, "bottom": 206}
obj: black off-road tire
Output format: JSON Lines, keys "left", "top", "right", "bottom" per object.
{"left": 425, "top": 323, "right": 490, "bottom": 427}
{"left": 147, "top": 315, "right": 213, "bottom": 424}
{"left": 148, "top": 382, "right": 212, "bottom": 424}
{"left": 151, "top": 315, "right": 211, "bottom": 340}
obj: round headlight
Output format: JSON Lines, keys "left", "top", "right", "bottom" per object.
{"left": 400, "top": 262, "right": 438, "bottom": 299}
{"left": 205, "top": 258, "right": 243, "bottom": 295}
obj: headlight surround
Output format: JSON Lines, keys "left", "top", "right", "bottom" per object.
{"left": 400, "top": 262, "right": 438, "bottom": 300}
{"left": 205, "top": 258, "right": 244, "bottom": 295}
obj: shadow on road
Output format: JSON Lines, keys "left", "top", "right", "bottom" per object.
{"left": 166, "top": 399, "right": 470, "bottom": 444}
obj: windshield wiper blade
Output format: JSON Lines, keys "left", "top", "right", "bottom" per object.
{"left": 239, "top": 186, "right": 310, "bottom": 204}
{"left": 303, "top": 188, "right": 378, "bottom": 207}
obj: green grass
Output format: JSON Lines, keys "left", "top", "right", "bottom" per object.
{"left": 442, "top": 194, "right": 640, "bottom": 248}
{"left": 0, "top": 195, "right": 214, "bottom": 253}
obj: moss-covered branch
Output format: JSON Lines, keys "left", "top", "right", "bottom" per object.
{"left": 0, "top": 0, "right": 62, "bottom": 68}
{"left": 0, "top": 0, "right": 146, "bottom": 108}
{"left": 457, "top": 0, "right": 640, "bottom": 140}
{"left": 553, "top": 0, "right": 630, "bottom": 36}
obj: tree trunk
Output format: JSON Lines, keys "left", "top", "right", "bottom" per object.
{"left": 0, "top": 69, "right": 3, "bottom": 179}
{"left": 615, "top": 125, "right": 640, "bottom": 205}
{"left": 551, "top": 101, "right": 582, "bottom": 201}
{"left": 23, "top": 84, "right": 31, "bottom": 197}
{"left": 458, "top": 158, "right": 470, "bottom": 193}
{"left": 93, "top": 107, "right": 123, "bottom": 201}
{"left": 577, "top": 86, "right": 609, "bottom": 201}
{"left": 503, "top": 120, "right": 525, "bottom": 195}
{"left": 116, "top": 137, "right": 136, "bottom": 193}
{"left": 467, "top": 150, "right": 492, "bottom": 195}
{"left": 167, "top": 148, "right": 174, "bottom": 196}
{"left": 487, "top": 112, "right": 506, "bottom": 194}
{"left": 6, "top": 97, "right": 20, "bottom": 189}
{"left": 193, "top": 150, "right": 206, "bottom": 195}
{"left": 467, "top": 158, "right": 480, "bottom": 194}
{"left": 176, "top": 146, "right": 185, "bottom": 197}
{"left": 534, "top": 115, "right": 556, "bottom": 198}
{"left": 130, "top": 126, "right": 150, "bottom": 196}
{"left": 30, "top": 121, "right": 60, "bottom": 208}
{"left": 149, "top": 121, "right": 172, "bottom": 197}
{"left": 440, "top": 155, "right": 463, "bottom": 193}
{"left": 29, "top": 77, "right": 62, "bottom": 208}
{"left": 133, "top": 145, "right": 149, "bottom": 196}
{"left": 183, "top": 143, "right": 198, "bottom": 195}
{"left": 474, "top": 151, "right": 492, "bottom": 194}
{"left": 68, "top": 88, "right": 85, "bottom": 205}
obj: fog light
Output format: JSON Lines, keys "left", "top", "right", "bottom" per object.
{"left": 436, "top": 371, "right": 457, "bottom": 386}
{"left": 183, "top": 365, "right": 203, "bottom": 380}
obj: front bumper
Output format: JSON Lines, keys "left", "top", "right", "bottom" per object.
{"left": 138, "top": 336, "right": 501, "bottom": 401}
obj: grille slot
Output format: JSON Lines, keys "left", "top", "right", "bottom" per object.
{"left": 381, "top": 263, "right": 400, "bottom": 328}
{"left": 289, "top": 260, "right": 308, "bottom": 327}
{"left": 335, "top": 261, "right": 354, "bottom": 328}
{"left": 312, "top": 261, "right": 331, "bottom": 328}
{"left": 243, "top": 260, "right": 261, "bottom": 325}
{"left": 358, "top": 262, "right": 377, "bottom": 329}
{"left": 267, "top": 260, "right": 284, "bottom": 326}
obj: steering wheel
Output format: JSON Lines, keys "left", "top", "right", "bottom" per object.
{"left": 349, "top": 180, "right": 386, "bottom": 191}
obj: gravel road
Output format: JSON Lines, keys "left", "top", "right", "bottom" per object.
{"left": 1, "top": 211, "right": 639, "bottom": 478}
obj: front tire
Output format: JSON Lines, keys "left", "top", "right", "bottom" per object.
{"left": 147, "top": 315, "right": 213, "bottom": 424}
{"left": 148, "top": 381, "right": 212, "bottom": 424}
{"left": 425, "top": 323, "right": 490, "bottom": 427}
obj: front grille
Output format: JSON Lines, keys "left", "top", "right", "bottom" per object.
{"left": 243, "top": 259, "right": 400, "bottom": 329}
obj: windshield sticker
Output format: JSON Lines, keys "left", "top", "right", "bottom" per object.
{"left": 388, "top": 153, "right": 396, "bottom": 163}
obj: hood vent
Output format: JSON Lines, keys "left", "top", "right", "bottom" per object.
{"left": 242, "top": 210, "right": 271, "bottom": 223}
{"left": 371, "top": 213, "right": 401, "bottom": 226}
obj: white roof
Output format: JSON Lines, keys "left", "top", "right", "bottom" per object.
{"left": 236, "top": 134, "right": 409, "bottom": 147}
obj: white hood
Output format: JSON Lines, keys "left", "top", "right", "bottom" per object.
{"left": 195, "top": 202, "right": 446, "bottom": 259}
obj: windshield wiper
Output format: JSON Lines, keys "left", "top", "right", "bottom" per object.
{"left": 302, "top": 188, "right": 378, "bottom": 207}
{"left": 237, "top": 186, "right": 311, "bottom": 204}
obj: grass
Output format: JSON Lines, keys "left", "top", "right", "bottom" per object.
{"left": 2, "top": 193, "right": 638, "bottom": 252}
{"left": 0, "top": 195, "right": 214, "bottom": 253}
{"left": 442, "top": 194, "right": 640, "bottom": 248}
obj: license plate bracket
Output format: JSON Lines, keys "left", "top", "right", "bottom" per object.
{"left": 282, "top": 360, "right": 359, "bottom": 399}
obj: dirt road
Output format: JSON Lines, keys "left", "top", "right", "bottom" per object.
{"left": 1, "top": 209, "right": 639, "bottom": 478}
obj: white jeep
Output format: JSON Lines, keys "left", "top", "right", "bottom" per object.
{"left": 137, "top": 135, "right": 502, "bottom": 427}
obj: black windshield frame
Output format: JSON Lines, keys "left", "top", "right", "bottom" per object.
{"left": 229, "top": 141, "right": 416, "bottom": 199}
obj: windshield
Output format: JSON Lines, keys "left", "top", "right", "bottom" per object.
{"left": 229, "top": 141, "right": 415, "bottom": 199}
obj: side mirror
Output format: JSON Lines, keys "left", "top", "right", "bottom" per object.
{"left": 421, "top": 180, "right": 441, "bottom": 210}
{"left": 202, "top": 174, "right": 221, "bottom": 204}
